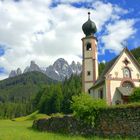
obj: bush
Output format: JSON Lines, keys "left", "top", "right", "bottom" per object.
{"left": 129, "top": 87, "right": 140, "bottom": 102}
{"left": 71, "top": 93, "right": 106, "bottom": 127}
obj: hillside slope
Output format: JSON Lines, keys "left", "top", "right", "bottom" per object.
{"left": 0, "top": 71, "right": 56, "bottom": 103}
{"left": 131, "top": 46, "right": 140, "bottom": 63}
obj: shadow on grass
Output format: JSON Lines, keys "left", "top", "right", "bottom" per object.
{"left": 27, "top": 126, "right": 139, "bottom": 140}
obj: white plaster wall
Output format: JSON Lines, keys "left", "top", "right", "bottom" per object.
{"left": 107, "top": 51, "right": 140, "bottom": 104}
{"left": 82, "top": 37, "right": 98, "bottom": 93}
{"left": 84, "top": 39, "right": 97, "bottom": 59}
{"left": 134, "top": 81, "right": 140, "bottom": 87}
{"left": 84, "top": 59, "right": 93, "bottom": 81}
{"left": 84, "top": 39, "right": 92, "bottom": 58}
{"left": 109, "top": 51, "right": 140, "bottom": 79}
{"left": 105, "top": 80, "right": 111, "bottom": 105}
{"left": 84, "top": 49, "right": 93, "bottom": 58}
{"left": 85, "top": 82, "right": 93, "bottom": 93}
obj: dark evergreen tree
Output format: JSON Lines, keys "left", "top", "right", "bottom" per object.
{"left": 99, "top": 62, "right": 105, "bottom": 76}
{"left": 35, "top": 74, "right": 81, "bottom": 114}
{"left": 61, "top": 74, "right": 82, "bottom": 113}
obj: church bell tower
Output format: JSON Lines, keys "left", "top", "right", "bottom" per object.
{"left": 82, "top": 12, "right": 98, "bottom": 93}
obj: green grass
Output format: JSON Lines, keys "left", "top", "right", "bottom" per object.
{"left": 13, "top": 111, "right": 49, "bottom": 121}
{"left": 0, "top": 120, "right": 92, "bottom": 140}
{"left": 0, "top": 120, "right": 139, "bottom": 140}
{"left": 13, "top": 111, "right": 65, "bottom": 122}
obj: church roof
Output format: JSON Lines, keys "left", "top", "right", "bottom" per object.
{"left": 91, "top": 56, "right": 118, "bottom": 88}
{"left": 117, "top": 87, "right": 133, "bottom": 96}
{"left": 82, "top": 12, "right": 97, "bottom": 36}
{"left": 91, "top": 47, "right": 140, "bottom": 89}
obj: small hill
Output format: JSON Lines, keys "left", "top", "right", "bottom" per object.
{"left": 13, "top": 110, "right": 49, "bottom": 121}
{"left": 0, "top": 71, "right": 56, "bottom": 103}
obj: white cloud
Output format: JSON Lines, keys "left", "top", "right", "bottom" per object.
{"left": 52, "top": 0, "right": 97, "bottom": 3}
{"left": 102, "top": 20, "right": 136, "bottom": 54}
{"left": 0, "top": 0, "right": 137, "bottom": 80}
{"left": 102, "top": 60, "right": 106, "bottom": 64}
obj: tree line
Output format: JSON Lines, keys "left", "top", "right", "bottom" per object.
{"left": 0, "top": 74, "right": 82, "bottom": 118}
{"left": 33, "top": 74, "right": 82, "bottom": 114}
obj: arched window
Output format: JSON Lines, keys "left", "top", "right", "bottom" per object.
{"left": 123, "top": 67, "right": 131, "bottom": 78}
{"left": 115, "top": 100, "right": 121, "bottom": 105}
{"left": 122, "top": 81, "right": 134, "bottom": 89}
{"left": 86, "top": 43, "right": 91, "bottom": 51}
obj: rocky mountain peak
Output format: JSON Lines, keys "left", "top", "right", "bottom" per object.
{"left": 24, "top": 60, "right": 41, "bottom": 73}
{"left": 45, "top": 58, "right": 82, "bottom": 81}
{"left": 30, "top": 60, "right": 36, "bottom": 65}
{"left": 70, "top": 61, "right": 82, "bottom": 74}
{"left": 17, "top": 68, "right": 22, "bottom": 75}
{"left": 71, "top": 61, "right": 76, "bottom": 67}
{"left": 54, "top": 58, "right": 69, "bottom": 69}
{"left": 9, "top": 68, "right": 22, "bottom": 78}
{"left": 9, "top": 58, "right": 82, "bottom": 81}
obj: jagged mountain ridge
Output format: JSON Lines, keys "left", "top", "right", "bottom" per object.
{"left": 9, "top": 58, "right": 82, "bottom": 81}
{"left": 9, "top": 68, "right": 22, "bottom": 78}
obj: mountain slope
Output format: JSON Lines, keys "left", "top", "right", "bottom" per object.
{"left": 0, "top": 71, "right": 56, "bottom": 103}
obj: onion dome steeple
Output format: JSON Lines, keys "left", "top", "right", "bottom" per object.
{"left": 82, "top": 12, "right": 97, "bottom": 36}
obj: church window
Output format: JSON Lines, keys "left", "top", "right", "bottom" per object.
{"left": 115, "top": 100, "right": 121, "bottom": 105}
{"left": 98, "top": 89, "right": 103, "bottom": 99}
{"left": 87, "top": 71, "right": 91, "bottom": 76}
{"left": 123, "top": 58, "right": 130, "bottom": 66}
{"left": 86, "top": 43, "right": 92, "bottom": 51}
{"left": 122, "top": 81, "right": 134, "bottom": 89}
{"left": 123, "top": 67, "right": 131, "bottom": 78}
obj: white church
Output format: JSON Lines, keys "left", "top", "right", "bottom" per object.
{"left": 82, "top": 12, "right": 140, "bottom": 105}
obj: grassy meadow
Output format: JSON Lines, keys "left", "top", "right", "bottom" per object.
{"left": 0, "top": 120, "right": 139, "bottom": 140}
{"left": 0, "top": 120, "right": 88, "bottom": 140}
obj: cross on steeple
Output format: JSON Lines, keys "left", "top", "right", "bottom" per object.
{"left": 88, "top": 12, "right": 90, "bottom": 20}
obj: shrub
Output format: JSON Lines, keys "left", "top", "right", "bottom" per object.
{"left": 129, "top": 87, "right": 140, "bottom": 102}
{"left": 71, "top": 93, "right": 106, "bottom": 127}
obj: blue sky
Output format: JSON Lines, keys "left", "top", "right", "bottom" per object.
{"left": 97, "top": 0, "right": 140, "bottom": 62}
{"left": 0, "top": 0, "right": 140, "bottom": 80}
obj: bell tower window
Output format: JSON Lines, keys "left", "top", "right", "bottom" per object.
{"left": 123, "top": 67, "right": 131, "bottom": 78}
{"left": 86, "top": 43, "right": 92, "bottom": 51}
{"left": 87, "top": 71, "right": 91, "bottom": 76}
